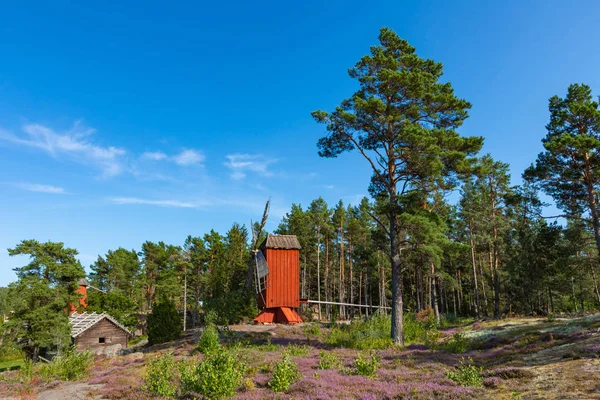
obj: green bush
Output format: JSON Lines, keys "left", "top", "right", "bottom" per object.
{"left": 325, "top": 314, "right": 392, "bottom": 349}
{"left": 203, "top": 291, "right": 258, "bottom": 325}
{"left": 268, "top": 353, "right": 302, "bottom": 393}
{"left": 143, "top": 353, "right": 177, "bottom": 398}
{"left": 443, "top": 332, "right": 469, "bottom": 353}
{"left": 353, "top": 351, "right": 380, "bottom": 378}
{"left": 19, "top": 360, "right": 34, "bottom": 382}
{"left": 38, "top": 348, "right": 93, "bottom": 381}
{"left": 182, "top": 347, "right": 246, "bottom": 399}
{"left": 284, "top": 344, "right": 310, "bottom": 357}
{"left": 447, "top": 357, "right": 483, "bottom": 387}
{"left": 147, "top": 297, "right": 182, "bottom": 346}
{"left": 423, "top": 329, "right": 443, "bottom": 351}
{"left": 303, "top": 323, "right": 321, "bottom": 336}
{"left": 198, "top": 324, "right": 221, "bottom": 355}
{"left": 317, "top": 351, "right": 341, "bottom": 370}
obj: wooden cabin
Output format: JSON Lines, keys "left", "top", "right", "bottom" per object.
{"left": 254, "top": 234, "right": 303, "bottom": 324}
{"left": 70, "top": 312, "right": 130, "bottom": 351}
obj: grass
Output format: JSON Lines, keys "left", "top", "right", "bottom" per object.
{"left": 0, "top": 359, "right": 24, "bottom": 371}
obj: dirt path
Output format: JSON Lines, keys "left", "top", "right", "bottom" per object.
{"left": 36, "top": 383, "right": 104, "bottom": 400}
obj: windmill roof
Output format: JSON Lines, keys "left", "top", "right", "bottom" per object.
{"left": 69, "top": 312, "right": 131, "bottom": 338}
{"left": 260, "top": 235, "right": 302, "bottom": 250}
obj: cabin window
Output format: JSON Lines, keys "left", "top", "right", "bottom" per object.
{"left": 99, "top": 337, "right": 106, "bottom": 344}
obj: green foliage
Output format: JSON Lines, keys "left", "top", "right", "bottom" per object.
{"left": 143, "top": 353, "right": 177, "bottom": 398}
{"left": 86, "top": 291, "right": 138, "bottom": 329}
{"left": 147, "top": 297, "right": 181, "bottom": 345}
{"left": 203, "top": 290, "right": 257, "bottom": 325}
{"left": 19, "top": 360, "right": 34, "bottom": 380}
{"left": 38, "top": 348, "right": 93, "bottom": 381}
{"left": 546, "top": 313, "right": 556, "bottom": 322}
{"left": 353, "top": 351, "right": 380, "bottom": 378}
{"left": 326, "top": 314, "right": 392, "bottom": 349}
{"left": 423, "top": 330, "right": 443, "bottom": 351}
{"left": 284, "top": 344, "right": 310, "bottom": 357}
{"left": 402, "top": 312, "right": 429, "bottom": 343}
{"left": 447, "top": 357, "right": 483, "bottom": 387}
{"left": 442, "top": 332, "right": 469, "bottom": 353}
{"left": 181, "top": 347, "right": 246, "bottom": 400}
{"left": 89, "top": 248, "right": 141, "bottom": 304}
{"left": 268, "top": 353, "right": 302, "bottom": 393}
{"left": 303, "top": 323, "right": 321, "bottom": 336}
{"left": 312, "top": 27, "right": 483, "bottom": 343}
{"left": 6, "top": 240, "right": 85, "bottom": 359}
{"left": 317, "top": 351, "right": 341, "bottom": 370}
{"left": 198, "top": 323, "right": 221, "bottom": 355}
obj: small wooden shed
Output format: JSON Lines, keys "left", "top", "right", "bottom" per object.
{"left": 254, "top": 235, "right": 303, "bottom": 324}
{"left": 70, "top": 312, "right": 130, "bottom": 351}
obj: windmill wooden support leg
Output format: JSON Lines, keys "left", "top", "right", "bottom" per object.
{"left": 254, "top": 307, "right": 302, "bottom": 324}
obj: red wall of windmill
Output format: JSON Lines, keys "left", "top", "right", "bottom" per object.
{"left": 259, "top": 248, "right": 300, "bottom": 309}
{"left": 69, "top": 284, "right": 88, "bottom": 313}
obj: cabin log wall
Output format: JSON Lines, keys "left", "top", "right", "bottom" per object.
{"left": 74, "top": 319, "right": 128, "bottom": 350}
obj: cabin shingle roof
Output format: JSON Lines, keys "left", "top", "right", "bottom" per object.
{"left": 69, "top": 312, "right": 131, "bottom": 338}
{"left": 260, "top": 234, "right": 302, "bottom": 250}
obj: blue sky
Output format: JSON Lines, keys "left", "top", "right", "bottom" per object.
{"left": 1, "top": 1, "right": 599, "bottom": 286}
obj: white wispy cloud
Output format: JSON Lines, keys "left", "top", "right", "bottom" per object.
{"left": 224, "top": 153, "right": 277, "bottom": 180}
{"left": 141, "top": 149, "right": 204, "bottom": 166}
{"left": 324, "top": 185, "right": 335, "bottom": 189}
{"left": 0, "top": 121, "right": 126, "bottom": 177}
{"left": 142, "top": 151, "right": 167, "bottom": 161}
{"left": 109, "top": 197, "right": 202, "bottom": 208}
{"left": 173, "top": 149, "right": 204, "bottom": 166}
{"left": 16, "top": 183, "right": 66, "bottom": 194}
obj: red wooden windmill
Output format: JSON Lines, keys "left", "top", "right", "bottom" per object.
{"left": 253, "top": 234, "right": 303, "bottom": 324}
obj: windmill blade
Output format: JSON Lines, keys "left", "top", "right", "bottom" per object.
{"left": 253, "top": 199, "right": 270, "bottom": 249}
{"left": 251, "top": 219, "right": 257, "bottom": 249}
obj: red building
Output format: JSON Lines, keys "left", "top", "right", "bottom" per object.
{"left": 254, "top": 235, "right": 303, "bottom": 324}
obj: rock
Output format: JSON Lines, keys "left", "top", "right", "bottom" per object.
{"left": 93, "top": 344, "right": 122, "bottom": 357}
{"left": 124, "top": 352, "right": 144, "bottom": 361}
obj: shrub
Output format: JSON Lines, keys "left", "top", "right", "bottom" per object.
{"left": 284, "top": 344, "right": 310, "bottom": 357}
{"left": 203, "top": 291, "right": 258, "bottom": 325}
{"left": 198, "top": 324, "right": 221, "bottom": 355}
{"left": 19, "top": 360, "right": 34, "bottom": 382}
{"left": 546, "top": 313, "right": 556, "bottom": 322}
{"left": 443, "top": 332, "right": 469, "bottom": 353}
{"left": 402, "top": 312, "right": 429, "bottom": 343}
{"left": 147, "top": 297, "right": 182, "bottom": 345}
{"left": 353, "top": 351, "right": 380, "bottom": 378}
{"left": 317, "top": 351, "right": 341, "bottom": 370}
{"left": 303, "top": 324, "right": 321, "bottom": 336}
{"left": 423, "top": 329, "right": 443, "bottom": 351}
{"left": 415, "top": 307, "right": 436, "bottom": 329}
{"left": 446, "top": 357, "right": 483, "bottom": 387}
{"left": 325, "top": 314, "right": 392, "bottom": 349}
{"left": 38, "top": 348, "right": 93, "bottom": 381}
{"left": 181, "top": 347, "right": 246, "bottom": 399}
{"left": 143, "top": 353, "right": 177, "bottom": 398}
{"left": 268, "top": 353, "right": 302, "bottom": 393}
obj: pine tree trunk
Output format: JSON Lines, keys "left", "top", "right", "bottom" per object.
{"left": 349, "top": 242, "right": 354, "bottom": 318}
{"left": 317, "top": 231, "right": 322, "bottom": 321}
{"left": 339, "top": 219, "right": 345, "bottom": 319}
{"left": 572, "top": 276, "right": 579, "bottom": 313}
{"left": 431, "top": 263, "right": 440, "bottom": 326}
{"left": 325, "top": 233, "right": 330, "bottom": 319}
{"left": 480, "top": 255, "right": 488, "bottom": 312}
{"left": 591, "top": 266, "right": 600, "bottom": 306}
{"left": 469, "top": 226, "right": 481, "bottom": 319}
{"left": 390, "top": 215, "right": 404, "bottom": 346}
